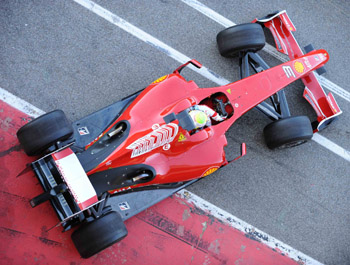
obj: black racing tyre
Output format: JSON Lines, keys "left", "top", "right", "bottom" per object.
{"left": 71, "top": 211, "right": 128, "bottom": 259}
{"left": 16, "top": 110, "right": 73, "bottom": 156}
{"left": 263, "top": 116, "right": 313, "bottom": 149}
{"left": 217, "top": 23, "right": 265, "bottom": 57}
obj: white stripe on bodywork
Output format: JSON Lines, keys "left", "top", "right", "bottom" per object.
{"left": 127, "top": 123, "right": 179, "bottom": 158}
{"left": 54, "top": 150, "right": 98, "bottom": 209}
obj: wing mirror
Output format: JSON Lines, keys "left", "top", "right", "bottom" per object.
{"left": 173, "top": 59, "right": 202, "bottom": 74}
{"left": 229, "top": 143, "right": 247, "bottom": 163}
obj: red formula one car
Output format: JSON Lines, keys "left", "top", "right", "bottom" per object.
{"left": 16, "top": 11, "right": 341, "bottom": 258}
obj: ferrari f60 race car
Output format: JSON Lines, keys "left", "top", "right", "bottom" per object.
{"left": 16, "top": 11, "right": 341, "bottom": 258}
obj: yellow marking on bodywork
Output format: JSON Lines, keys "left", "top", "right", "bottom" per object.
{"left": 294, "top": 61, "right": 304, "bottom": 73}
{"left": 178, "top": 133, "right": 187, "bottom": 142}
{"left": 152, "top": 75, "right": 168, "bottom": 84}
{"left": 202, "top": 167, "right": 219, "bottom": 177}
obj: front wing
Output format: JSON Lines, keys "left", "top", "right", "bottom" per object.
{"left": 253, "top": 10, "right": 342, "bottom": 132}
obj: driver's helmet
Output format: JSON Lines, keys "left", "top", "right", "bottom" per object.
{"left": 189, "top": 110, "right": 208, "bottom": 129}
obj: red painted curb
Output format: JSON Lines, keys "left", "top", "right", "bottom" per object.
{"left": 0, "top": 100, "right": 299, "bottom": 265}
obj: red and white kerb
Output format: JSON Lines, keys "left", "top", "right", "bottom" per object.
{"left": 52, "top": 148, "right": 98, "bottom": 210}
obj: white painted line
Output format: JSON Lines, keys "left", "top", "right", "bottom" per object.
{"left": 73, "top": 0, "right": 229, "bottom": 86}
{"left": 262, "top": 41, "right": 290, "bottom": 62}
{"left": 0, "top": 84, "right": 323, "bottom": 264}
{"left": 181, "top": 0, "right": 235, "bottom": 28}
{"left": 181, "top": 0, "right": 288, "bottom": 62}
{"left": 73, "top": 0, "right": 350, "bottom": 163}
{"left": 317, "top": 75, "right": 350, "bottom": 102}
{"left": 0, "top": 87, "right": 45, "bottom": 118}
{"left": 177, "top": 189, "right": 323, "bottom": 265}
{"left": 312, "top": 133, "right": 350, "bottom": 162}
{"left": 181, "top": 0, "right": 350, "bottom": 103}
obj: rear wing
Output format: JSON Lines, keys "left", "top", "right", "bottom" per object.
{"left": 253, "top": 11, "right": 342, "bottom": 132}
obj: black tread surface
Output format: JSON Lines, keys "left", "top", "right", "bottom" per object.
{"left": 17, "top": 110, "right": 73, "bottom": 156}
{"left": 71, "top": 211, "right": 128, "bottom": 258}
{"left": 263, "top": 116, "right": 313, "bottom": 149}
{"left": 217, "top": 23, "right": 265, "bottom": 57}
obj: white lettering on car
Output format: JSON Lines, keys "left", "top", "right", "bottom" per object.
{"left": 127, "top": 123, "right": 179, "bottom": 158}
{"left": 282, "top": 66, "right": 296, "bottom": 78}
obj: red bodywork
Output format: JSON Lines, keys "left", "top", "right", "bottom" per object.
{"left": 253, "top": 11, "right": 342, "bottom": 131}
{"left": 85, "top": 49, "right": 330, "bottom": 194}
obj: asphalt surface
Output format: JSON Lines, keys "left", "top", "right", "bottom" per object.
{"left": 1, "top": 1, "right": 349, "bottom": 264}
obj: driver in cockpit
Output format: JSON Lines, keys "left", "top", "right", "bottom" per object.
{"left": 188, "top": 105, "right": 227, "bottom": 130}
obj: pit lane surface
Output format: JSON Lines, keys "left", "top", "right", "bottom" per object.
{"left": 1, "top": 1, "right": 349, "bottom": 264}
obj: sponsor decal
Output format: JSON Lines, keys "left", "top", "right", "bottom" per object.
{"left": 152, "top": 75, "right": 168, "bottom": 84}
{"left": 178, "top": 132, "right": 187, "bottom": 142}
{"left": 163, "top": 143, "right": 171, "bottom": 150}
{"left": 319, "top": 53, "right": 326, "bottom": 61}
{"left": 53, "top": 151, "right": 98, "bottom": 210}
{"left": 113, "top": 186, "right": 132, "bottom": 194}
{"left": 118, "top": 202, "right": 130, "bottom": 211}
{"left": 282, "top": 65, "right": 296, "bottom": 78}
{"left": 226, "top": 88, "right": 232, "bottom": 94}
{"left": 78, "top": 126, "right": 90, "bottom": 135}
{"left": 281, "top": 13, "right": 294, "bottom": 31}
{"left": 152, "top": 123, "right": 160, "bottom": 130}
{"left": 303, "top": 57, "right": 312, "bottom": 69}
{"left": 294, "top": 61, "right": 304, "bottom": 73}
{"left": 202, "top": 166, "right": 219, "bottom": 177}
{"left": 314, "top": 55, "right": 320, "bottom": 61}
{"left": 127, "top": 123, "right": 179, "bottom": 158}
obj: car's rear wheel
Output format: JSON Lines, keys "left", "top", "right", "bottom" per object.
{"left": 217, "top": 23, "right": 265, "bottom": 57}
{"left": 71, "top": 211, "right": 128, "bottom": 259}
{"left": 17, "top": 110, "right": 74, "bottom": 156}
{"left": 263, "top": 116, "right": 313, "bottom": 149}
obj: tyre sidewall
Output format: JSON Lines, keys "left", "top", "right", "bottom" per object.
{"left": 71, "top": 211, "right": 128, "bottom": 258}
{"left": 217, "top": 23, "right": 266, "bottom": 57}
{"left": 263, "top": 116, "right": 313, "bottom": 149}
{"left": 17, "top": 110, "right": 73, "bottom": 156}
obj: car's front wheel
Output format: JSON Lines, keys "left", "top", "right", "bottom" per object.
{"left": 263, "top": 116, "right": 313, "bottom": 149}
{"left": 217, "top": 23, "right": 266, "bottom": 57}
